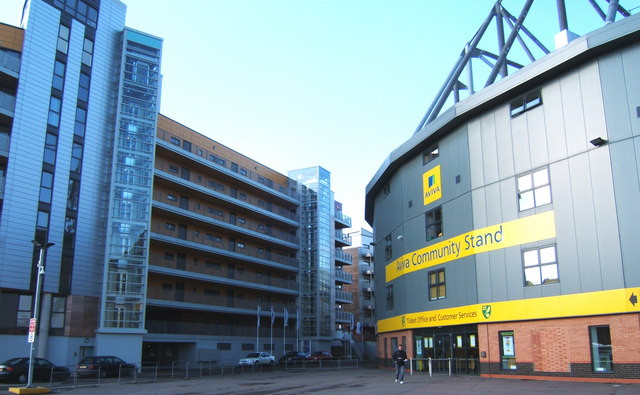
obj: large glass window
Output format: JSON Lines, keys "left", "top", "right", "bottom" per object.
{"left": 39, "top": 171, "right": 54, "bottom": 203}
{"left": 589, "top": 325, "right": 612, "bottom": 372}
{"left": 43, "top": 133, "right": 58, "bottom": 165}
{"left": 52, "top": 60, "right": 66, "bottom": 91}
{"left": 425, "top": 206, "right": 443, "bottom": 241}
{"left": 78, "top": 72, "right": 90, "bottom": 102}
{"left": 48, "top": 96, "right": 62, "bottom": 127}
{"left": 517, "top": 167, "right": 551, "bottom": 211}
{"left": 57, "top": 24, "right": 70, "bottom": 54}
{"left": 428, "top": 269, "right": 446, "bottom": 300}
{"left": 82, "top": 37, "right": 93, "bottom": 66}
{"left": 523, "top": 245, "right": 558, "bottom": 286}
{"left": 74, "top": 107, "right": 86, "bottom": 137}
{"left": 70, "top": 142, "right": 83, "bottom": 173}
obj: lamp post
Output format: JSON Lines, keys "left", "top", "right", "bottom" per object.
{"left": 27, "top": 240, "right": 54, "bottom": 388}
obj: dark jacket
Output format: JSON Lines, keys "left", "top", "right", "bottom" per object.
{"left": 393, "top": 349, "right": 408, "bottom": 366}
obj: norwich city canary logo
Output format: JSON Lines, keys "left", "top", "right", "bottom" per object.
{"left": 402, "top": 315, "right": 406, "bottom": 327}
{"left": 482, "top": 305, "right": 492, "bottom": 319}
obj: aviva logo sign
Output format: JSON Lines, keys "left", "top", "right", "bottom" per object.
{"left": 423, "top": 165, "right": 442, "bottom": 205}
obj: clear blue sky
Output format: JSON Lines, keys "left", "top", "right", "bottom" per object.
{"left": 2, "top": 0, "right": 637, "bottom": 232}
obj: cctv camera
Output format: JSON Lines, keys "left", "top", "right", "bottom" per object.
{"left": 397, "top": 235, "right": 403, "bottom": 240}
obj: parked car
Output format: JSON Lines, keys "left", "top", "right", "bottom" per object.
{"left": 278, "top": 351, "right": 309, "bottom": 364}
{"left": 309, "top": 351, "right": 333, "bottom": 361}
{"left": 237, "top": 352, "right": 275, "bottom": 367}
{"left": 76, "top": 356, "right": 135, "bottom": 378}
{"left": 0, "top": 357, "right": 70, "bottom": 384}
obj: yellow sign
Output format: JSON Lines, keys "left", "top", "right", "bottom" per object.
{"left": 386, "top": 211, "right": 556, "bottom": 282}
{"left": 378, "top": 287, "right": 640, "bottom": 333}
{"left": 422, "top": 165, "right": 442, "bottom": 205}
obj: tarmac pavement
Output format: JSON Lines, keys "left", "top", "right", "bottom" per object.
{"left": 2, "top": 364, "right": 640, "bottom": 394}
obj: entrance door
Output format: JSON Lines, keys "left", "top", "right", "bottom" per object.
{"left": 433, "top": 334, "right": 451, "bottom": 373}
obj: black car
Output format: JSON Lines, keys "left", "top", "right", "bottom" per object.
{"left": 278, "top": 351, "right": 309, "bottom": 364}
{"left": 76, "top": 356, "right": 135, "bottom": 378}
{"left": 0, "top": 357, "right": 70, "bottom": 384}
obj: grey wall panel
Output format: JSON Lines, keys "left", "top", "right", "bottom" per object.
{"left": 568, "top": 155, "right": 602, "bottom": 292}
{"left": 579, "top": 62, "right": 607, "bottom": 144}
{"left": 599, "top": 52, "right": 632, "bottom": 141}
{"left": 504, "top": 247, "right": 526, "bottom": 301}
{"left": 476, "top": 253, "right": 492, "bottom": 302}
{"left": 499, "top": 178, "right": 518, "bottom": 223}
{"left": 526, "top": 107, "right": 549, "bottom": 171}
{"left": 488, "top": 250, "right": 508, "bottom": 302}
{"left": 589, "top": 147, "right": 624, "bottom": 290}
{"left": 510, "top": 112, "right": 532, "bottom": 175}
{"left": 611, "top": 141, "right": 640, "bottom": 287}
{"left": 560, "top": 73, "right": 589, "bottom": 157}
{"left": 468, "top": 119, "right": 484, "bottom": 190}
{"left": 483, "top": 181, "right": 502, "bottom": 226}
{"left": 620, "top": 45, "right": 640, "bottom": 137}
{"left": 480, "top": 112, "right": 500, "bottom": 186}
{"left": 549, "top": 161, "right": 581, "bottom": 295}
{"left": 441, "top": 126, "right": 471, "bottom": 206}
{"left": 543, "top": 81, "right": 570, "bottom": 163}
{"left": 471, "top": 187, "right": 487, "bottom": 228}
{"left": 494, "top": 106, "right": 515, "bottom": 180}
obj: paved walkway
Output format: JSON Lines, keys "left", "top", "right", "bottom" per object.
{"left": 3, "top": 365, "right": 639, "bottom": 394}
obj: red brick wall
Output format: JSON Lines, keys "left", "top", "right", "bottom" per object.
{"left": 478, "top": 313, "right": 640, "bottom": 372}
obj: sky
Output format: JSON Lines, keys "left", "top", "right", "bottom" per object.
{"left": 2, "top": 0, "right": 638, "bottom": 233}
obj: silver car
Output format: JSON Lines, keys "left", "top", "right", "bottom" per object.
{"left": 238, "top": 352, "right": 275, "bottom": 366}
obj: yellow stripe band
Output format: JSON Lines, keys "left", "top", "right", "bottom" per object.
{"left": 377, "top": 287, "right": 640, "bottom": 333}
{"left": 385, "top": 211, "right": 557, "bottom": 282}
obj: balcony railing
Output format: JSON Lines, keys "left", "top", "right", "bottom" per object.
{"left": 149, "top": 255, "right": 298, "bottom": 291}
{"left": 0, "top": 49, "right": 20, "bottom": 74}
{"left": 335, "top": 231, "right": 352, "bottom": 245}
{"left": 146, "top": 320, "right": 297, "bottom": 337}
{"left": 334, "top": 210, "right": 352, "bottom": 227}
{"left": 147, "top": 288, "right": 296, "bottom": 313}
{"left": 0, "top": 91, "right": 16, "bottom": 115}
{"left": 156, "top": 128, "right": 299, "bottom": 200}
{"left": 153, "top": 191, "right": 298, "bottom": 245}
{"left": 335, "top": 290, "right": 353, "bottom": 303}
{"left": 334, "top": 249, "right": 353, "bottom": 264}
{"left": 334, "top": 270, "right": 352, "bottom": 283}
{"left": 150, "top": 225, "right": 298, "bottom": 269}
{"left": 335, "top": 310, "right": 351, "bottom": 322}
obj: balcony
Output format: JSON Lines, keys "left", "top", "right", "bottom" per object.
{"left": 334, "top": 249, "right": 353, "bottom": 265}
{"left": 156, "top": 129, "right": 300, "bottom": 201}
{"left": 0, "top": 49, "right": 20, "bottom": 76}
{"left": 334, "top": 270, "right": 352, "bottom": 284}
{"left": 335, "top": 290, "right": 353, "bottom": 303}
{"left": 335, "top": 309, "right": 351, "bottom": 323}
{"left": 362, "top": 286, "right": 374, "bottom": 294}
{"left": 146, "top": 319, "right": 296, "bottom": 337}
{"left": 334, "top": 231, "right": 352, "bottom": 247}
{"left": 334, "top": 209, "right": 351, "bottom": 229}
{"left": 0, "top": 91, "right": 16, "bottom": 117}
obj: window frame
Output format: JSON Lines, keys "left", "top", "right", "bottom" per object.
{"left": 422, "top": 144, "right": 439, "bottom": 165}
{"left": 428, "top": 268, "right": 446, "bottom": 300}
{"left": 517, "top": 167, "right": 552, "bottom": 211}
{"left": 522, "top": 244, "right": 559, "bottom": 286}
{"left": 425, "top": 206, "right": 443, "bottom": 241}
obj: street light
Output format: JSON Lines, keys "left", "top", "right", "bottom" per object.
{"left": 27, "top": 240, "right": 54, "bottom": 388}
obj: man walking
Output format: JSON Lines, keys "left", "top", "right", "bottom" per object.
{"left": 393, "top": 344, "right": 408, "bottom": 384}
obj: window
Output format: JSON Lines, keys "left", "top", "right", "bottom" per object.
{"left": 165, "top": 223, "right": 176, "bottom": 231}
{"left": 517, "top": 168, "right": 551, "bottom": 211}
{"left": 164, "top": 252, "right": 174, "bottom": 260}
{"left": 500, "top": 331, "right": 517, "bottom": 370}
{"left": 384, "top": 234, "right": 392, "bottom": 261}
{"left": 74, "top": 107, "right": 86, "bottom": 137}
{"left": 48, "top": 96, "right": 62, "bottom": 127}
{"left": 217, "top": 343, "right": 231, "bottom": 350}
{"left": 82, "top": 37, "right": 93, "bottom": 66}
{"left": 523, "top": 245, "right": 558, "bottom": 286}
{"left": 425, "top": 206, "right": 442, "bottom": 241}
{"left": 170, "top": 137, "right": 180, "bottom": 146}
{"left": 57, "top": 24, "right": 70, "bottom": 54}
{"left": 168, "top": 165, "right": 178, "bottom": 174}
{"left": 40, "top": 171, "right": 54, "bottom": 203}
{"left": 510, "top": 89, "right": 542, "bottom": 117}
{"left": 238, "top": 218, "right": 246, "bottom": 224}
{"left": 67, "top": 179, "right": 80, "bottom": 210}
{"left": 589, "top": 326, "right": 612, "bottom": 372}
{"left": 70, "top": 142, "right": 83, "bottom": 173}
{"left": 183, "top": 140, "right": 192, "bottom": 153}
{"left": 428, "top": 269, "right": 446, "bottom": 300}
{"left": 50, "top": 296, "right": 66, "bottom": 329}
{"left": 422, "top": 144, "right": 439, "bottom": 165}
{"left": 386, "top": 284, "right": 394, "bottom": 310}
{"left": 167, "top": 193, "right": 177, "bottom": 202}
{"left": 78, "top": 72, "right": 90, "bottom": 102}
{"left": 52, "top": 60, "right": 66, "bottom": 91}
{"left": 43, "top": 133, "right": 58, "bottom": 165}
{"left": 240, "top": 168, "right": 247, "bottom": 176}
{"left": 242, "top": 343, "right": 254, "bottom": 351}
{"left": 239, "top": 193, "right": 247, "bottom": 201}
{"left": 237, "top": 242, "right": 245, "bottom": 249}
{"left": 383, "top": 183, "right": 390, "bottom": 197}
